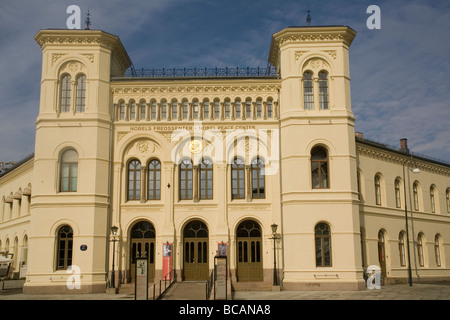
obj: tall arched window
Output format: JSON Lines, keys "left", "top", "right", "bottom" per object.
{"left": 75, "top": 74, "right": 86, "bottom": 113}
{"left": 180, "top": 159, "right": 193, "bottom": 200}
{"left": 171, "top": 100, "right": 178, "bottom": 120}
{"left": 60, "top": 74, "right": 72, "bottom": 113}
{"left": 413, "top": 182, "right": 419, "bottom": 211}
{"left": 267, "top": 99, "right": 273, "bottom": 118}
{"left": 315, "top": 223, "right": 331, "bottom": 267}
{"left": 160, "top": 100, "right": 167, "bottom": 119}
{"left": 234, "top": 99, "right": 240, "bottom": 119}
{"left": 395, "top": 178, "right": 401, "bottom": 208}
{"left": 417, "top": 233, "right": 425, "bottom": 267}
{"left": 256, "top": 99, "right": 262, "bottom": 118}
{"left": 60, "top": 149, "right": 78, "bottom": 192}
{"left": 199, "top": 158, "right": 213, "bottom": 200}
{"left": 127, "top": 160, "right": 141, "bottom": 201}
{"left": 311, "top": 146, "right": 329, "bottom": 189}
{"left": 182, "top": 100, "right": 188, "bottom": 119}
{"left": 193, "top": 100, "right": 199, "bottom": 119}
{"left": 119, "top": 101, "right": 125, "bottom": 120}
{"left": 232, "top": 158, "right": 245, "bottom": 200}
{"left": 435, "top": 234, "right": 442, "bottom": 267}
{"left": 140, "top": 100, "right": 146, "bottom": 120}
{"left": 148, "top": 159, "right": 161, "bottom": 200}
{"left": 303, "top": 71, "right": 314, "bottom": 110}
{"left": 245, "top": 100, "right": 252, "bottom": 119}
{"left": 430, "top": 185, "right": 436, "bottom": 213}
{"left": 57, "top": 225, "right": 73, "bottom": 270}
{"left": 214, "top": 100, "right": 220, "bottom": 119}
{"left": 447, "top": 188, "right": 450, "bottom": 213}
{"left": 224, "top": 100, "right": 230, "bottom": 119}
{"left": 251, "top": 158, "right": 265, "bottom": 199}
{"left": 398, "top": 231, "right": 406, "bottom": 267}
{"left": 151, "top": 101, "right": 157, "bottom": 120}
{"left": 203, "top": 100, "right": 209, "bottom": 119}
{"left": 130, "top": 100, "right": 136, "bottom": 120}
{"left": 318, "top": 71, "right": 329, "bottom": 110}
{"left": 375, "top": 175, "right": 382, "bottom": 205}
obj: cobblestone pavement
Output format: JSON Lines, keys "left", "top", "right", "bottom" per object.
{"left": 1, "top": 282, "right": 449, "bottom": 300}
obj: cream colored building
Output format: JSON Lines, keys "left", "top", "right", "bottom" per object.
{"left": 0, "top": 25, "right": 449, "bottom": 294}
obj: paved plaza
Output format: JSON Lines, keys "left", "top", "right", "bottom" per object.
{"left": 1, "top": 282, "right": 450, "bottom": 300}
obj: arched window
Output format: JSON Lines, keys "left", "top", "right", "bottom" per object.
{"left": 435, "top": 234, "right": 442, "bottom": 267}
{"left": 130, "top": 100, "right": 136, "bottom": 120}
{"left": 148, "top": 159, "right": 161, "bottom": 200}
{"left": 199, "top": 158, "right": 213, "bottom": 200}
{"left": 60, "top": 149, "right": 78, "bottom": 192}
{"left": 203, "top": 100, "right": 209, "bottom": 119}
{"left": 318, "top": 71, "right": 329, "bottom": 110}
{"left": 140, "top": 100, "right": 146, "bottom": 120}
{"left": 235, "top": 100, "right": 241, "bottom": 119}
{"left": 251, "top": 158, "right": 265, "bottom": 199}
{"left": 60, "top": 74, "right": 72, "bottom": 113}
{"left": 119, "top": 101, "right": 125, "bottom": 120}
{"left": 224, "top": 100, "right": 230, "bottom": 119}
{"left": 127, "top": 160, "right": 141, "bottom": 201}
{"left": 160, "top": 100, "right": 167, "bottom": 119}
{"left": 303, "top": 71, "right": 314, "bottom": 110}
{"left": 311, "top": 146, "right": 329, "bottom": 189}
{"left": 182, "top": 100, "right": 188, "bottom": 119}
{"left": 57, "top": 225, "right": 73, "bottom": 270}
{"left": 232, "top": 158, "right": 245, "bottom": 200}
{"left": 398, "top": 231, "right": 406, "bottom": 267}
{"left": 315, "top": 223, "right": 331, "bottom": 267}
{"left": 151, "top": 101, "right": 157, "bottom": 120}
{"left": 417, "top": 233, "right": 425, "bottom": 267}
{"left": 171, "top": 100, "right": 178, "bottom": 120}
{"left": 245, "top": 100, "right": 252, "bottom": 119}
{"left": 395, "top": 178, "right": 401, "bottom": 208}
{"left": 430, "top": 186, "right": 436, "bottom": 213}
{"left": 267, "top": 99, "right": 273, "bottom": 118}
{"left": 256, "top": 99, "right": 262, "bottom": 118}
{"left": 193, "top": 100, "right": 199, "bottom": 119}
{"left": 214, "top": 100, "right": 220, "bottom": 119}
{"left": 447, "top": 188, "right": 450, "bottom": 213}
{"left": 413, "top": 182, "right": 419, "bottom": 211}
{"left": 75, "top": 74, "right": 86, "bottom": 113}
{"left": 375, "top": 175, "right": 382, "bottom": 205}
{"left": 180, "top": 159, "right": 193, "bottom": 200}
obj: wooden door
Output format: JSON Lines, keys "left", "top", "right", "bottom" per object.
{"left": 183, "top": 238, "right": 209, "bottom": 281}
{"left": 237, "top": 238, "right": 263, "bottom": 281}
{"left": 130, "top": 239, "right": 155, "bottom": 282}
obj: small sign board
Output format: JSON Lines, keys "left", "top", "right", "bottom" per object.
{"left": 80, "top": 244, "right": 87, "bottom": 251}
{"left": 214, "top": 256, "right": 227, "bottom": 300}
{"left": 135, "top": 258, "right": 148, "bottom": 300}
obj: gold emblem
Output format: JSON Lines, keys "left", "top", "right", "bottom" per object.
{"left": 190, "top": 140, "right": 203, "bottom": 154}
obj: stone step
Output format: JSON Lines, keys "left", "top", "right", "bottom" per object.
{"left": 232, "top": 281, "right": 273, "bottom": 291}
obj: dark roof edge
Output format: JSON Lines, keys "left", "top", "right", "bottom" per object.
{"left": 356, "top": 137, "right": 450, "bottom": 169}
{"left": 0, "top": 153, "right": 35, "bottom": 179}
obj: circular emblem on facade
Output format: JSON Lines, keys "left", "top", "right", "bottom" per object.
{"left": 80, "top": 244, "right": 88, "bottom": 251}
{"left": 136, "top": 141, "right": 154, "bottom": 154}
{"left": 190, "top": 140, "right": 203, "bottom": 154}
{"left": 309, "top": 59, "right": 322, "bottom": 69}
{"left": 68, "top": 62, "right": 81, "bottom": 72}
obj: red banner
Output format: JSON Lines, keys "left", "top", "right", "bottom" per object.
{"left": 162, "top": 243, "right": 172, "bottom": 280}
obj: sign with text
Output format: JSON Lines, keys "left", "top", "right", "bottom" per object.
{"left": 135, "top": 258, "right": 148, "bottom": 300}
{"left": 214, "top": 256, "right": 227, "bottom": 300}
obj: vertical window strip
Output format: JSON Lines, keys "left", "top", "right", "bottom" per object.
{"left": 60, "top": 75, "right": 72, "bottom": 113}
{"left": 172, "top": 101, "right": 178, "bottom": 120}
{"left": 232, "top": 158, "right": 245, "bottom": 199}
{"left": 319, "top": 72, "right": 329, "bottom": 110}
{"left": 75, "top": 75, "right": 86, "bottom": 113}
{"left": 303, "top": 72, "right": 314, "bottom": 110}
{"left": 148, "top": 160, "right": 161, "bottom": 200}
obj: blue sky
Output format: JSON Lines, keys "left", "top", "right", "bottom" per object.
{"left": 0, "top": 0, "right": 449, "bottom": 163}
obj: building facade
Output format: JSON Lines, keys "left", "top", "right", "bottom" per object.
{"left": 0, "top": 25, "right": 449, "bottom": 294}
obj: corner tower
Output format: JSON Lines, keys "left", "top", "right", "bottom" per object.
{"left": 270, "top": 26, "right": 364, "bottom": 290}
{"left": 24, "top": 30, "right": 131, "bottom": 293}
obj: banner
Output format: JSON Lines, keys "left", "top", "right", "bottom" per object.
{"left": 163, "top": 243, "right": 172, "bottom": 280}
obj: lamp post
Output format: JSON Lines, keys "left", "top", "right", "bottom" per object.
{"left": 110, "top": 225, "right": 119, "bottom": 289}
{"left": 270, "top": 223, "right": 279, "bottom": 286}
{"left": 402, "top": 160, "right": 419, "bottom": 287}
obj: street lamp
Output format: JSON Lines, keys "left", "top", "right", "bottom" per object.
{"left": 110, "top": 225, "right": 119, "bottom": 289}
{"left": 270, "top": 223, "right": 279, "bottom": 286}
{"left": 402, "top": 160, "right": 420, "bottom": 286}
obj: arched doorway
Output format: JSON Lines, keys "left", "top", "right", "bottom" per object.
{"left": 130, "top": 221, "right": 156, "bottom": 282}
{"left": 183, "top": 220, "right": 209, "bottom": 281}
{"left": 236, "top": 220, "right": 263, "bottom": 281}
{"left": 377, "top": 230, "right": 387, "bottom": 285}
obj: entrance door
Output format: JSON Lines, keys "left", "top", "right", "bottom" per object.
{"left": 183, "top": 221, "right": 209, "bottom": 281}
{"left": 130, "top": 221, "right": 155, "bottom": 283}
{"left": 236, "top": 220, "right": 263, "bottom": 281}
{"left": 378, "top": 230, "right": 387, "bottom": 285}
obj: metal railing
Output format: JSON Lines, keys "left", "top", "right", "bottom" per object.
{"left": 124, "top": 66, "right": 277, "bottom": 78}
{"left": 152, "top": 269, "right": 176, "bottom": 300}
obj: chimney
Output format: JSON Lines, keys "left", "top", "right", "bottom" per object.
{"left": 355, "top": 132, "right": 364, "bottom": 139}
{"left": 400, "top": 138, "right": 409, "bottom": 153}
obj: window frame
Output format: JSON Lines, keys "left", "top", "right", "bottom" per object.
{"left": 75, "top": 74, "right": 86, "bottom": 113}
{"left": 311, "top": 146, "right": 329, "bottom": 189}
{"left": 60, "top": 74, "right": 72, "bottom": 113}
{"left": 251, "top": 157, "right": 265, "bottom": 199}
{"left": 179, "top": 159, "right": 193, "bottom": 200}
{"left": 60, "top": 149, "right": 78, "bottom": 193}
{"left": 127, "top": 159, "right": 141, "bottom": 201}
{"left": 315, "top": 223, "right": 332, "bottom": 267}
{"left": 303, "top": 71, "right": 314, "bottom": 110}
{"left": 199, "top": 158, "right": 213, "bottom": 200}
{"left": 231, "top": 158, "right": 245, "bottom": 200}
{"left": 147, "top": 159, "right": 161, "bottom": 200}
{"left": 56, "top": 225, "right": 73, "bottom": 270}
